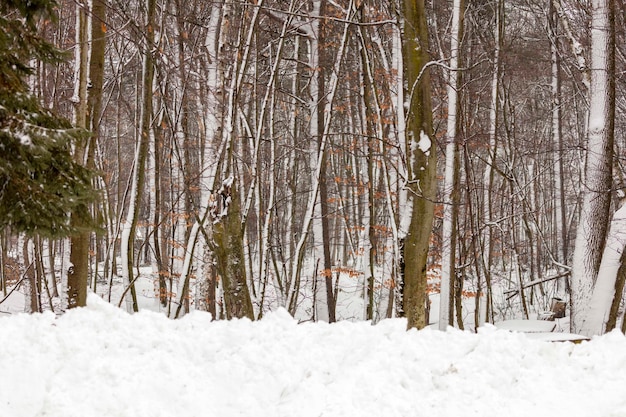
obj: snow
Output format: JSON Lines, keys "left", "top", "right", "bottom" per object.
{"left": 397, "top": 192, "right": 413, "bottom": 241}
{"left": 2, "top": 294, "right": 626, "bottom": 417}
{"left": 16, "top": 131, "right": 32, "bottom": 146}
{"left": 494, "top": 319, "right": 556, "bottom": 333}
{"left": 417, "top": 130, "right": 431, "bottom": 156}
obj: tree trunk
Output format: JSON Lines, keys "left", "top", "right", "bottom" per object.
{"left": 579, "top": 202, "right": 624, "bottom": 336}
{"left": 479, "top": 0, "right": 504, "bottom": 325}
{"left": 571, "top": 0, "right": 615, "bottom": 333}
{"left": 121, "top": 0, "right": 156, "bottom": 313}
{"left": 1, "top": 232, "right": 7, "bottom": 296}
{"left": 212, "top": 176, "right": 254, "bottom": 320}
{"left": 23, "top": 237, "right": 39, "bottom": 313}
{"left": 304, "top": 0, "right": 335, "bottom": 322}
{"left": 399, "top": 0, "right": 437, "bottom": 330}
{"left": 46, "top": 239, "right": 59, "bottom": 298}
{"left": 67, "top": 0, "right": 91, "bottom": 309}
{"left": 439, "top": 0, "right": 464, "bottom": 330}
{"left": 549, "top": 0, "right": 568, "bottom": 288}
{"left": 356, "top": 13, "right": 384, "bottom": 322}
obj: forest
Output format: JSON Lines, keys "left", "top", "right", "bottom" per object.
{"left": 1, "top": 0, "right": 624, "bottom": 337}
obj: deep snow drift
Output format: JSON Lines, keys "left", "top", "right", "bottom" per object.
{"left": 1, "top": 294, "right": 625, "bottom": 417}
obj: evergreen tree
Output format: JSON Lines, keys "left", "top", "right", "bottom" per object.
{"left": 0, "top": 0, "right": 96, "bottom": 237}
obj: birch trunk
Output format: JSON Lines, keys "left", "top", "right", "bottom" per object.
{"left": 121, "top": 0, "right": 157, "bottom": 313}
{"left": 439, "top": 0, "right": 464, "bottom": 331}
{"left": 357, "top": 20, "right": 377, "bottom": 321}
{"left": 387, "top": 19, "right": 404, "bottom": 315}
{"left": 304, "top": 0, "right": 331, "bottom": 322}
{"left": 195, "top": 2, "right": 223, "bottom": 314}
{"left": 23, "top": 237, "right": 39, "bottom": 313}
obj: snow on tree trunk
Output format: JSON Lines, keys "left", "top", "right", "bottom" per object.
{"left": 212, "top": 176, "right": 254, "bottom": 320}
{"left": 570, "top": 0, "right": 615, "bottom": 333}
{"left": 121, "top": 173, "right": 144, "bottom": 312}
{"left": 120, "top": 0, "right": 157, "bottom": 313}
{"left": 387, "top": 21, "right": 405, "bottom": 315}
{"left": 303, "top": 0, "right": 330, "bottom": 322}
{"left": 554, "top": 0, "right": 590, "bottom": 91}
{"left": 195, "top": 2, "right": 223, "bottom": 315}
{"left": 439, "top": 0, "right": 464, "bottom": 331}
{"left": 22, "top": 237, "right": 39, "bottom": 313}
{"left": 356, "top": 17, "right": 380, "bottom": 321}
{"left": 480, "top": 0, "right": 503, "bottom": 325}
{"left": 580, "top": 203, "right": 626, "bottom": 336}
{"left": 257, "top": 95, "right": 277, "bottom": 318}
{"left": 171, "top": 0, "right": 192, "bottom": 314}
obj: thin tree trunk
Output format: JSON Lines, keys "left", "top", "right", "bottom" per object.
{"left": 607, "top": 244, "right": 626, "bottom": 331}
{"left": 152, "top": 121, "right": 167, "bottom": 307}
{"left": 196, "top": 2, "right": 223, "bottom": 318}
{"left": 67, "top": 0, "right": 91, "bottom": 309}
{"left": 23, "top": 237, "right": 39, "bottom": 313}
{"left": 549, "top": 0, "right": 569, "bottom": 291}
{"left": 359, "top": 44, "right": 377, "bottom": 321}
{"left": 1, "top": 232, "right": 7, "bottom": 296}
{"left": 479, "top": 0, "right": 504, "bottom": 325}
{"left": 121, "top": 0, "right": 157, "bottom": 313}
{"left": 47, "top": 239, "right": 59, "bottom": 298}
{"left": 439, "top": 0, "right": 464, "bottom": 330}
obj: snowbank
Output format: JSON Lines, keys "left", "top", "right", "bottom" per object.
{"left": 1, "top": 294, "right": 625, "bottom": 417}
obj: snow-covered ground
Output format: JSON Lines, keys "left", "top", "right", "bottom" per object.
{"left": 1, "top": 293, "right": 626, "bottom": 417}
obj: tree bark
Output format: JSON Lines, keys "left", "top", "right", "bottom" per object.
{"left": 479, "top": 0, "right": 504, "bottom": 325}
{"left": 121, "top": 0, "right": 157, "bottom": 313}
{"left": 23, "top": 237, "right": 39, "bottom": 313}
{"left": 579, "top": 202, "right": 624, "bottom": 336}
{"left": 399, "top": 0, "right": 437, "bottom": 330}
{"left": 67, "top": 0, "right": 91, "bottom": 309}
{"left": 439, "top": 0, "right": 464, "bottom": 330}
{"left": 571, "top": 0, "right": 615, "bottom": 333}
{"left": 549, "top": 0, "right": 569, "bottom": 284}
